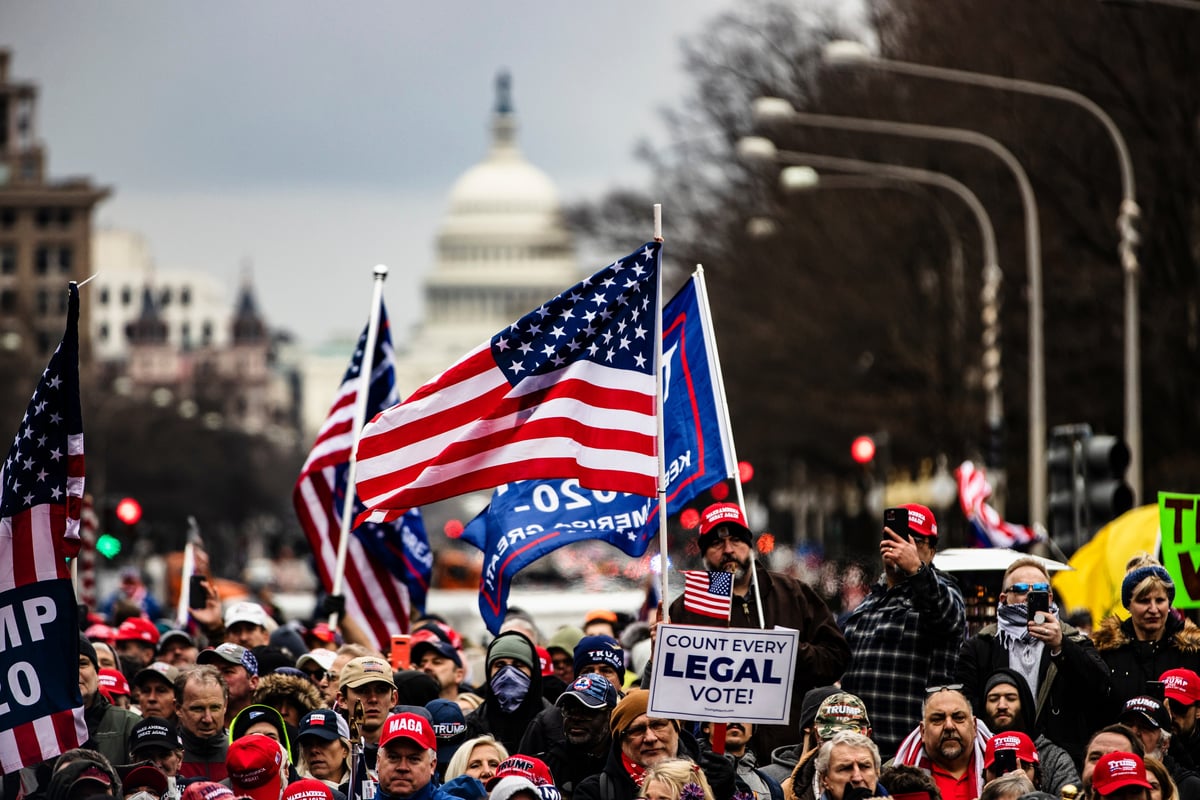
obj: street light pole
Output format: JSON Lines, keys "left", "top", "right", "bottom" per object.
{"left": 823, "top": 40, "right": 1143, "bottom": 504}
{"left": 750, "top": 98, "right": 1049, "bottom": 525}
{"left": 771, "top": 150, "right": 1007, "bottom": 489}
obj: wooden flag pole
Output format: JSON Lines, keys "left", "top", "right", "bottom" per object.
{"left": 329, "top": 265, "right": 389, "bottom": 627}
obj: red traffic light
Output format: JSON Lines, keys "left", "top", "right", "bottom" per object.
{"left": 851, "top": 436, "right": 876, "bottom": 465}
{"left": 115, "top": 497, "right": 142, "bottom": 526}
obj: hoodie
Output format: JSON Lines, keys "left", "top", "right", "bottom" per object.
{"left": 979, "top": 668, "right": 1079, "bottom": 794}
{"left": 463, "top": 631, "right": 553, "bottom": 755}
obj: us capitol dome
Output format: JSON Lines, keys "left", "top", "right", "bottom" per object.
{"left": 393, "top": 71, "right": 579, "bottom": 392}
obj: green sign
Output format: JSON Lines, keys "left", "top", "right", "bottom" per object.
{"left": 1160, "top": 492, "right": 1200, "bottom": 608}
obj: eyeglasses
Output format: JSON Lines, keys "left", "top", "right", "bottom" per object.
{"left": 624, "top": 719, "right": 674, "bottom": 740}
{"left": 1003, "top": 582, "right": 1049, "bottom": 595}
{"left": 303, "top": 669, "right": 327, "bottom": 681}
{"left": 925, "top": 684, "right": 964, "bottom": 694}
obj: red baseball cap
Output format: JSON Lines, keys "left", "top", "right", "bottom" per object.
{"left": 899, "top": 503, "right": 938, "bottom": 538}
{"left": 98, "top": 668, "right": 130, "bottom": 700}
{"left": 116, "top": 617, "right": 161, "bottom": 646}
{"left": 697, "top": 503, "right": 753, "bottom": 546}
{"left": 226, "top": 734, "right": 285, "bottom": 800}
{"left": 486, "top": 755, "right": 555, "bottom": 790}
{"left": 378, "top": 712, "right": 436, "bottom": 751}
{"left": 284, "top": 779, "right": 336, "bottom": 800}
{"left": 1162, "top": 669, "right": 1200, "bottom": 705}
{"left": 536, "top": 647, "right": 554, "bottom": 677}
{"left": 984, "top": 731, "right": 1039, "bottom": 768}
{"left": 1092, "top": 752, "right": 1152, "bottom": 796}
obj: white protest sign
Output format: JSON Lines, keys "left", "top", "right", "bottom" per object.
{"left": 648, "top": 623, "right": 799, "bottom": 724}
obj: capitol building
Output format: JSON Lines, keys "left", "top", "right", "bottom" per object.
{"left": 392, "top": 72, "right": 580, "bottom": 393}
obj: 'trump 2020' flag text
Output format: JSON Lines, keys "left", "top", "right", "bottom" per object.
{"left": 0, "top": 282, "right": 87, "bottom": 773}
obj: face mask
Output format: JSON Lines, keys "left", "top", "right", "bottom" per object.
{"left": 490, "top": 664, "right": 531, "bottom": 712}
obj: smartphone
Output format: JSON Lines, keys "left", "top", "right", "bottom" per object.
{"left": 389, "top": 635, "right": 411, "bottom": 669}
{"left": 883, "top": 507, "right": 910, "bottom": 539}
{"left": 1027, "top": 590, "right": 1050, "bottom": 622}
{"left": 993, "top": 748, "right": 1018, "bottom": 774}
{"left": 1146, "top": 680, "right": 1166, "bottom": 703}
{"left": 188, "top": 575, "right": 208, "bottom": 610}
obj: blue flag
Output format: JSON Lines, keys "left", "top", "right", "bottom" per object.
{"left": 461, "top": 276, "right": 734, "bottom": 633}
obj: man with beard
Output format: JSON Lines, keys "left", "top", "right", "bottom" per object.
{"left": 956, "top": 557, "right": 1110, "bottom": 764}
{"left": 533, "top": 674, "right": 619, "bottom": 799}
{"left": 1163, "top": 669, "right": 1200, "bottom": 772}
{"left": 892, "top": 686, "right": 988, "bottom": 800}
{"left": 664, "top": 503, "right": 849, "bottom": 757}
{"left": 977, "top": 668, "right": 1079, "bottom": 793}
{"left": 841, "top": 504, "right": 966, "bottom": 756}
{"left": 574, "top": 689, "right": 736, "bottom": 800}
{"left": 1118, "top": 695, "right": 1200, "bottom": 800}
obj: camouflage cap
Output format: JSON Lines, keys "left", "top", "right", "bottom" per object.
{"left": 815, "top": 692, "right": 871, "bottom": 740}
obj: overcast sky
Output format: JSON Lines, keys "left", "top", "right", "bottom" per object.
{"left": 1, "top": 2, "right": 763, "bottom": 346}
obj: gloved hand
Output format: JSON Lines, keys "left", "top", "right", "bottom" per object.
{"left": 320, "top": 593, "right": 346, "bottom": 617}
{"left": 698, "top": 746, "right": 737, "bottom": 800}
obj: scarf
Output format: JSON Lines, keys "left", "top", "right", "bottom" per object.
{"left": 621, "top": 752, "right": 648, "bottom": 787}
{"left": 893, "top": 718, "right": 992, "bottom": 798}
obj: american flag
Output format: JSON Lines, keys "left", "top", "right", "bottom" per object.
{"left": 682, "top": 570, "right": 734, "bottom": 620}
{"left": 0, "top": 282, "right": 87, "bottom": 772}
{"left": 293, "top": 301, "right": 432, "bottom": 647}
{"left": 956, "top": 460, "right": 1043, "bottom": 547}
{"left": 355, "top": 242, "right": 661, "bottom": 523}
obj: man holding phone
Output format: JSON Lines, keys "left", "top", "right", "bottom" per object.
{"left": 841, "top": 504, "right": 966, "bottom": 756}
{"left": 956, "top": 556, "right": 1109, "bottom": 764}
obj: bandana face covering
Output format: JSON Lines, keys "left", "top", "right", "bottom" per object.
{"left": 490, "top": 664, "right": 531, "bottom": 712}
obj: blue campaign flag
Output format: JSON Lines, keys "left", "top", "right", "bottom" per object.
{"left": 461, "top": 276, "right": 735, "bottom": 633}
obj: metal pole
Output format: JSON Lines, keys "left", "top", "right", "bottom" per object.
{"left": 827, "top": 49, "right": 1142, "bottom": 503}
{"left": 750, "top": 103, "right": 1047, "bottom": 524}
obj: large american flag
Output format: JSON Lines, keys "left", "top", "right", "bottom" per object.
{"left": 293, "top": 301, "right": 432, "bottom": 647}
{"left": 355, "top": 242, "right": 662, "bottom": 523}
{"left": 682, "top": 570, "right": 734, "bottom": 620}
{"left": 0, "top": 282, "right": 87, "bottom": 773}
{"left": 956, "top": 460, "right": 1043, "bottom": 547}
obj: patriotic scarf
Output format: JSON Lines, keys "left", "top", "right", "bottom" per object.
{"left": 892, "top": 718, "right": 992, "bottom": 798}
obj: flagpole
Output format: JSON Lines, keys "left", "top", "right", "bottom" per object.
{"left": 652, "top": 206, "right": 673, "bottom": 624}
{"left": 694, "top": 265, "right": 765, "bottom": 629}
{"left": 329, "top": 265, "right": 389, "bottom": 628}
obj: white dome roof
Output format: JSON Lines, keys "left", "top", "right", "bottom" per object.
{"left": 447, "top": 147, "right": 560, "bottom": 216}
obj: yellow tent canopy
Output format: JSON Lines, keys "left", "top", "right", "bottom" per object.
{"left": 1053, "top": 504, "right": 1162, "bottom": 625}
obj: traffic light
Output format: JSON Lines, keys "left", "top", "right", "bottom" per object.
{"left": 851, "top": 436, "right": 876, "bottom": 465}
{"left": 1047, "top": 425, "right": 1133, "bottom": 551}
{"left": 115, "top": 497, "right": 142, "bottom": 526}
{"left": 1047, "top": 427, "right": 1085, "bottom": 546}
{"left": 1082, "top": 435, "right": 1134, "bottom": 527}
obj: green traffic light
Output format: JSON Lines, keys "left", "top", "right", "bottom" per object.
{"left": 96, "top": 534, "right": 122, "bottom": 559}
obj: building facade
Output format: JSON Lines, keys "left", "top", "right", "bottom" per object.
{"left": 0, "top": 49, "right": 108, "bottom": 361}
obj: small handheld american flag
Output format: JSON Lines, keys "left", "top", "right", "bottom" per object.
{"left": 682, "top": 569, "right": 734, "bottom": 620}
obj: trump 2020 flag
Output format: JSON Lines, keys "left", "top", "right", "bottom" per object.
{"left": 956, "top": 460, "right": 1042, "bottom": 547}
{"left": 355, "top": 242, "right": 662, "bottom": 523}
{"left": 293, "top": 302, "right": 433, "bottom": 647}
{"left": 0, "top": 282, "right": 88, "bottom": 773}
{"left": 682, "top": 570, "right": 734, "bottom": 620}
{"left": 461, "top": 275, "right": 737, "bottom": 634}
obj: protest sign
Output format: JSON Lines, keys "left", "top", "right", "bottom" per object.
{"left": 1161, "top": 492, "right": 1200, "bottom": 608}
{"left": 648, "top": 623, "right": 799, "bottom": 724}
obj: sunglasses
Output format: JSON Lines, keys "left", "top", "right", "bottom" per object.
{"left": 1003, "top": 582, "right": 1049, "bottom": 594}
{"left": 926, "top": 684, "right": 964, "bottom": 694}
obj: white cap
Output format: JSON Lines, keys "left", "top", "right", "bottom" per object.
{"left": 297, "top": 649, "right": 337, "bottom": 672}
{"left": 224, "top": 601, "right": 275, "bottom": 631}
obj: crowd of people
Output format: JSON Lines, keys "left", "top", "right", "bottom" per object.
{"left": 11, "top": 502, "right": 1200, "bottom": 800}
